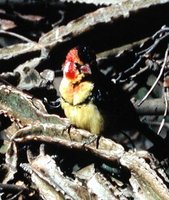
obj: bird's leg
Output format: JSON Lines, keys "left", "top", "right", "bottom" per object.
{"left": 61, "top": 124, "right": 75, "bottom": 140}
{"left": 83, "top": 135, "right": 101, "bottom": 149}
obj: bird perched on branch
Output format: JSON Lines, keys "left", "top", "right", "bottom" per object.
{"left": 59, "top": 45, "right": 167, "bottom": 151}
{"left": 59, "top": 46, "right": 142, "bottom": 137}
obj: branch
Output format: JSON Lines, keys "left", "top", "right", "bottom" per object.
{"left": 135, "top": 98, "right": 168, "bottom": 115}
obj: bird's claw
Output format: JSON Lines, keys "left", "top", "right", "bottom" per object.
{"left": 83, "top": 135, "right": 100, "bottom": 149}
{"left": 61, "top": 124, "right": 74, "bottom": 140}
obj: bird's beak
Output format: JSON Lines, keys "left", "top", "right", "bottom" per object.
{"left": 80, "top": 64, "right": 92, "bottom": 75}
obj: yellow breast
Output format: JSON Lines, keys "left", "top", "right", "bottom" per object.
{"left": 59, "top": 78, "right": 94, "bottom": 105}
{"left": 61, "top": 99, "right": 104, "bottom": 135}
{"left": 59, "top": 78, "right": 104, "bottom": 134}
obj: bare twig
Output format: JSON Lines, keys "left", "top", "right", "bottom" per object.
{"left": 157, "top": 89, "right": 168, "bottom": 135}
{"left": 52, "top": 10, "right": 65, "bottom": 27}
{"left": 152, "top": 25, "right": 169, "bottom": 40}
{"left": 116, "top": 32, "right": 169, "bottom": 83}
{"left": 0, "top": 30, "right": 34, "bottom": 43}
{"left": 138, "top": 47, "right": 169, "bottom": 106}
{"left": 137, "top": 32, "right": 169, "bottom": 56}
{"left": 0, "top": 183, "right": 29, "bottom": 193}
{"left": 135, "top": 98, "right": 169, "bottom": 115}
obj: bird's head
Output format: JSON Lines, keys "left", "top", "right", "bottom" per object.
{"left": 62, "top": 46, "right": 96, "bottom": 83}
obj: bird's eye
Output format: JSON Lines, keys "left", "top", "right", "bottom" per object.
{"left": 74, "top": 63, "right": 91, "bottom": 75}
{"left": 74, "top": 63, "right": 81, "bottom": 70}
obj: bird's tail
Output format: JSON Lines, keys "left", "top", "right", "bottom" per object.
{"left": 138, "top": 122, "right": 168, "bottom": 158}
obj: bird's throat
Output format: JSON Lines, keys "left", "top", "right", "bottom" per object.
{"left": 60, "top": 78, "right": 94, "bottom": 106}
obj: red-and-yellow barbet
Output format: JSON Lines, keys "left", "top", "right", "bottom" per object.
{"left": 59, "top": 46, "right": 165, "bottom": 147}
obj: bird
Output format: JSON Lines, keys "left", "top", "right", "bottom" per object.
{"left": 59, "top": 46, "right": 166, "bottom": 149}
{"left": 59, "top": 46, "right": 141, "bottom": 136}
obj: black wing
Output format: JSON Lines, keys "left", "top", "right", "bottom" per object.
{"left": 91, "top": 71, "right": 140, "bottom": 132}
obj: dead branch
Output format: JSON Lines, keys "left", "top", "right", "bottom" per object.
{"left": 135, "top": 98, "right": 168, "bottom": 115}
